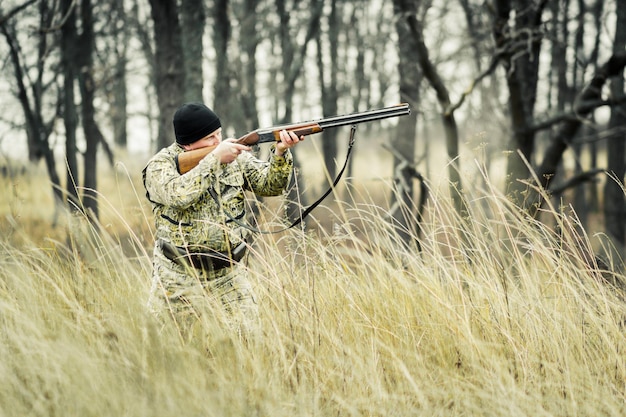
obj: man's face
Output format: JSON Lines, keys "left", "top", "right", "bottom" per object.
{"left": 183, "top": 128, "right": 222, "bottom": 151}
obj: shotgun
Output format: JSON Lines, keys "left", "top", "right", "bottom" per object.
{"left": 175, "top": 103, "right": 411, "bottom": 174}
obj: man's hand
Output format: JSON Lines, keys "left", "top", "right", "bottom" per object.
{"left": 212, "top": 138, "right": 251, "bottom": 164}
{"left": 275, "top": 130, "right": 304, "bottom": 156}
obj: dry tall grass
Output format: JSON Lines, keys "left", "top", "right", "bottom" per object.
{"left": 0, "top": 163, "right": 625, "bottom": 416}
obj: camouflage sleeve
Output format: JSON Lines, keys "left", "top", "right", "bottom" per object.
{"left": 144, "top": 149, "right": 220, "bottom": 209}
{"left": 240, "top": 146, "right": 293, "bottom": 197}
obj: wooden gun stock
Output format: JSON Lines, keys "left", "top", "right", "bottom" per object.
{"left": 175, "top": 103, "right": 410, "bottom": 174}
{"left": 175, "top": 146, "right": 217, "bottom": 176}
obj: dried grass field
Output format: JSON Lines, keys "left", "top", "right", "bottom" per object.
{"left": 0, "top": 156, "right": 625, "bottom": 416}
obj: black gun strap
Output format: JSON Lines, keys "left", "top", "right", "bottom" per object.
{"left": 210, "top": 125, "right": 358, "bottom": 235}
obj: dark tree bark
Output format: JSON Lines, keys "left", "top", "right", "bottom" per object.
{"left": 344, "top": 3, "right": 370, "bottom": 186}
{"left": 276, "top": 0, "right": 324, "bottom": 123}
{"left": 604, "top": 1, "right": 626, "bottom": 246}
{"left": 60, "top": 0, "right": 80, "bottom": 207}
{"left": 568, "top": 0, "right": 588, "bottom": 224}
{"left": 547, "top": 0, "right": 571, "bottom": 113}
{"left": 108, "top": 0, "right": 129, "bottom": 147}
{"left": 274, "top": 0, "right": 324, "bottom": 222}
{"left": 148, "top": 0, "right": 185, "bottom": 150}
{"left": 348, "top": 5, "right": 367, "bottom": 114}
{"left": 78, "top": 0, "right": 107, "bottom": 219}
{"left": 457, "top": 0, "right": 498, "bottom": 119}
{"left": 212, "top": 0, "right": 231, "bottom": 123}
{"left": 2, "top": 25, "right": 44, "bottom": 163}
{"left": 585, "top": 0, "right": 605, "bottom": 212}
{"left": 317, "top": 0, "right": 339, "bottom": 180}
{"left": 236, "top": 0, "right": 260, "bottom": 132}
{"left": 0, "top": 0, "right": 38, "bottom": 26}
{"left": 530, "top": 53, "right": 626, "bottom": 218}
{"left": 492, "top": 0, "right": 548, "bottom": 204}
{"left": 129, "top": 1, "right": 157, "bottom": 147}
{"left": 180, "top": 0, "right": 205, "bottom": 102}
{"left": 397, "top": 0, "right": 466, "bottom": 216}
{"left": 0, "top": 1, "right": 63, "bottom": 207}
{"left": 391, "top": 0, "right": 421, "bottom": 245}
{"left": 546, "top": 0, "right": 586, "bottom": 222}
{"left": 228, "top": 0, "right": 260, "bottom": 132}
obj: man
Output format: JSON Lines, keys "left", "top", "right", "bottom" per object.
{"left": 143, "top": 102, "right": 303, "bottom": 337}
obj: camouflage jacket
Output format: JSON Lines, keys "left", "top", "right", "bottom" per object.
{"left": 143, "top": 143, "right": 293, "bottom": 252}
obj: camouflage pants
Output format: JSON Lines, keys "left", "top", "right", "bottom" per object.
{"left": 147, "top": 243, "right": 259, "bottom": 339}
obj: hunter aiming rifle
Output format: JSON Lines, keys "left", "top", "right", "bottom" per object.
{"left": 175, "top": 102, "right": 411, "bottom": 232}
{"left": 176, "top": 103, "right": 411, "bottom": 174}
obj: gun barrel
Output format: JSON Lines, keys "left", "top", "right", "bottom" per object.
{"left": 318, "top": 103, "right": 411, "bottom": 129}
{"left": 252, "top": 103, "right": 410, "bottom": 144}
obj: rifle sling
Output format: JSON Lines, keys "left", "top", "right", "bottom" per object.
{"left": 209, "top": 125, "right": 358, "bottom": 235}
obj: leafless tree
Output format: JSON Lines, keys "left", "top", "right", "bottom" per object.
{"left": 60, "top": 0, "right": 80, "bottom": 207}
{"left": 492, "top": 0, "right": 548, "bottom": 205}
{"left": 77, "top": 0, "right": 110, "bottom": 219}
{"left": 274, "top": 0, "right": 324, "bottom": 221}
{"left": 233, "top": 0, "right": 261, "bottom": 132}
{"left": 102, "top": 0, "right": 130, "bottom": 147}
{"left": 604, "top": 0, "right": 626, "bottom": 247}
{"left": 211, "top": 0, "right": 231, "bottom": 125}
{"left": 148, "top": 0, "right": 185, "bottom": 151}
{"left": 394, "top": 0, "right": 468, "bottom": 217}
{"left": 180, "top": 0, "right": 205, "bottom": 102}
{"left": 391, "top": 0, "right": 422, "bottom": 245}
{"left": 0, "top": 0, "right": 63, "bottom": 207}
{"left": 316, "top": 0, "right": 340, "bottom": 180}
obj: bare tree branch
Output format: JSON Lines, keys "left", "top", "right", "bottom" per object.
{"left": 549, "top": 169, "right": 605, "bottom": 197}
{"left": 522, "top": 96, "right": 626, "bottom": 135}
{"left": 399, "top": 7, "right": 467, "bottom": 216}
{"left": 0, "top": 0, "right": 38, "bottom": 27}
{"left": 528, "top": 52, "right": 626, "bottom": 217}
{"left": 446, "top": 50, "right": 504, "bottom": 116}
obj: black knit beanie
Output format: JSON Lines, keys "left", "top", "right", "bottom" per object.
{"left": 173, "top": 102, "right": 221, "bottom": 145}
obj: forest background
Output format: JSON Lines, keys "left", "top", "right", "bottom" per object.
{"left": 1, "top": 1, "right": 626, "bottom": 416}
{"left": 0, "top": 0, "right": 624, "bottom": 259}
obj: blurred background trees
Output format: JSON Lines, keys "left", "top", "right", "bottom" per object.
{"left": 0, "top": 0, "right": 624, "bottom": 256}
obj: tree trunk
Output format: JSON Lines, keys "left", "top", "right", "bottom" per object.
{"left": 604, "top": 0, "right": 626, "bottom": 247}
{"left": 1, "top": 4, "right": 64, "bottom": 208}
{"left": 391, "top": 0, "right": 420, "bottom": 245}
{"left": 180, "top": 0, "right": 205, "bottom": 102}
{"left": 530, "top": 53, "right": 626, "bottom": 218}
{"left": 130, "top": 1, "right": 157, "bottom": 149}
{"left": 78, "top": 0, "right": 105, "bottom": 220}
{"left": 60, "top": 0, "right": 80, "bottom": 207}
{"left": 2, "top": 22, "right": 46, "bottom": 164}
{"left": 569, "top": 0, "right": 587, "bottom": 225}
{"left": 235, "top": 0, "right": 260, "bottom": 132}
{"left": 212, "top": 0, "right": 231, "bottom": 123}
{"left": 275, "top": 0, "right": 324, "bottom": 222}
{"left": 317, "top": 0, "right": 339, "bottom": 181}
{"left": 148, "top": 0, "right": 185, "bottom": 150}
{"left": 586, "top": 0, "right": 605, "bottom": 212}
{"left": 345, "top": 5, "right": 367, "bottom": 187}
{"left": 492, "top": 0, "right": 547, "bottom": 205}
{"left": 399, "top": 0, "right": 466, "bottom": 216}
{"left": 278, "top": 0, "right": 324, "bottom": 123}
{"left": 110, "top": 0, "right": 129, "bottom": 148}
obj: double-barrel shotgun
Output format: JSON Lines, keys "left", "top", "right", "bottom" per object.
{"left": 176, "top": 103, "right": 411, "bottom": 174}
